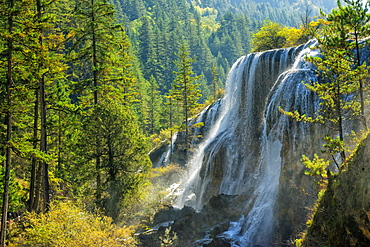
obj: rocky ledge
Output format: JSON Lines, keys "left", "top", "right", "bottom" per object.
{"left": 138, "top": 194, "right": 249, "bottom": 246}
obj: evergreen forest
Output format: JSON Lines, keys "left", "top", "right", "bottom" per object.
{"left": 3, "top": 0, "right": 368, "bottom": 246}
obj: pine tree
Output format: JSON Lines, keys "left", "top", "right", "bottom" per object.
{"left": 320, "top": 0, "right": 370, "bottom": 128}
{"left": 280, "top": 0, "right": 370, "bottom": 166}
{"left": 211, "top": 64, "right": 220, "bottom": 101}
{"left": 69, "top": 0, "right": 124, "bottom": 205}
{"left": 69, "top": 0, "right": 121, "bottom": 105}
{"left": 147, "top": 75, "right": 163, "bottom": 134}
{"left": 25, "top": 0, "right": 69, "bottom": 212}
{"left": 138, "top": 15, "right": 157, "bottom": 80}
{"left": 69, "top": 0, "right": 148, "bottom": 211}
{"left": 81, "top": 100, "right": 151, "bottom": 220}
{"left": 169, "top": 43, "right": 202, "bottom": 161}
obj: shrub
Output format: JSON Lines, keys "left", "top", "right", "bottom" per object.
{"left": 9, "top": 201, "right": 137, "bottom": 247}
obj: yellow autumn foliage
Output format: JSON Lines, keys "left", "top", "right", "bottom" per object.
{"left": 251, "top": 20, "right": 304, "bottom": 52}
{"left": 9, "top": 201, "right": 137, "bottom": 247}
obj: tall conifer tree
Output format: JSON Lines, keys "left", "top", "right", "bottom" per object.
{"left": 70, "top": 0, "right": 146, "bottom": 210}
{"left": 320, "top": 0, "right": 370, "bottom": 128}
{"left": 70, "top": 0, "right": 121, "bottom": 204}
{"left": 169, "top": 43, "right": 202, "bottom": 161}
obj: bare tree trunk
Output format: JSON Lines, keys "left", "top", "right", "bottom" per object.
{"left": 0, "top": 0, "right": 13, "bottom": 244}
{"left": 336, "top": 83, "right": 346, "bottom": 164}
{"left": 91, "top": 0, "right": 102, "bottom": 204}
{"left": 40, "top": 76, "right": 50, "bottom": 211}
{"left": 354, "top": 32, "right": 367, "bottom": 129}
{"left": 29, "top": 89, "right": 39, "bottom": 211}
{"left": 37, "top": 0, "right": 50, "bottom": 212}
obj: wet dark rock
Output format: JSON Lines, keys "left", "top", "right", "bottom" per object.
{"left": 149, "top": 141, "right": 170, "bottom": 168}
{"left": 153, "top": 205, "right": 195, "bottom": 226}
{"left": 203, "top": 237, "right": 232, "bottom": 247}
{"left": 138, "top": 194, "right": 247, "bottom": 246}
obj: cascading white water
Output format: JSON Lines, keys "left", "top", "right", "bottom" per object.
{"left": 176, "top": 54, "right": 255, "bottom": 209}
{"left": 222, "top": 42, "right": 320, "bottom": 246}
{"left": 167, "top": 40, "right": 323, "bottom": 246}
{"left": 222, "top": 137, "right": 282, "bottom": 246}
{"left": 175, "top": 42, "right": 314, "bottom": 207}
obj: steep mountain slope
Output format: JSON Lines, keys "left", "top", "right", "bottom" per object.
{"left": 111, "top": 0, "right": 338, "bottom": 134}
{"left": 112, "top": 0, "right": 337, "bottom": 99}
{"left": 195, "top": 0, "right": 337, "bottom": 27}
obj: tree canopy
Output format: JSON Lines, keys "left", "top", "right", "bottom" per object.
{"left": 251, "top": 20, "right": 303, "bottom": 52}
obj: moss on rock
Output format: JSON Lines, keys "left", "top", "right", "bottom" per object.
{"left": 301, "top": 133, "right": 370, "bottom": 246}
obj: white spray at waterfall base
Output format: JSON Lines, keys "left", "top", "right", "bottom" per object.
{"left": 223, "top": 138, "right": 282, "bottom": 246}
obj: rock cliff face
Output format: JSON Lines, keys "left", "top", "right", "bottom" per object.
{"left": 302, "top": 134, "right": 370, "bottom": 246}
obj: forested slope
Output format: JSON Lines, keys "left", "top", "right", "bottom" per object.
{"left": 110, "top": 0, "right": 336, "bottom": 135}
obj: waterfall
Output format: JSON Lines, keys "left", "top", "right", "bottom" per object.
{"left": 176, "top": 54, "right": 256, "bottom": 209}
{"left": 221, "top": 42, "right": 320, "bottom": 246}
{"left": 163, "top": 40, "right": 326, "bottom": 246}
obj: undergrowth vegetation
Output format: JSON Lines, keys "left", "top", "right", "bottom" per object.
{"left": 8, "top": 202, "right": 137, "bottom": 247}
{"left": 8, "top": 164, "right": 183, "bottom": 246}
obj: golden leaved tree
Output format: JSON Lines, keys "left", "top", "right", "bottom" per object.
{"left": 251, "top": 20, "right": 303, "bottom": 52}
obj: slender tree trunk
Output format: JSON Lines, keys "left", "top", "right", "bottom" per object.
{"left": 40, "top": 76, "right": 50, "bottom": 211}
{"left": 336, "top": 83, "right": 346, "bottom": 164}
{"left": 34, "top": 161, "right": 43, "bottom": 212}
{"left": 354, "top": 32, "right": 367, "bottom": 129}
{"left": 92, "top": 14, "right": 98, "bottom": 105}
{"left": 107, "top": 134, "right": 114, "bottom": 181}
{"left": 91, "top": 0, "right": 102, "bottom": 204}
{"left": 0, "top": 0, "right": 13, "bottom": 244}
{"left": 29, "top": 89, "right": 39, "bottom": 212}
{"left": 0, "top": 78, "right": 12, "bottom": 247}
{"left": 184, "top": 75, "right": 189, "bottom": 162}
{"left": 37, "top": 0, "right": 50, "bottom": 212}
{"left": 107, "top": 134, "right": 118, "bottom": 219}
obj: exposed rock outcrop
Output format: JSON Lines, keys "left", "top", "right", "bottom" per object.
{"left": 139, "top": 194, "right": 248, "bottom": 246}
{"left": 302, "top": 134, "right": 370, "bottom": 246}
